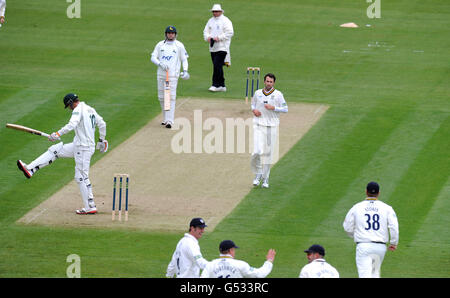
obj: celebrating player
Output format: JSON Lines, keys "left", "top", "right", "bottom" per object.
{"left": 17, "top": 93, "right": 108, "bottom": 215}
{"left": 166, "top": 218, "right": 209, "bottom": 278}
{"left": 150, "top": 25, "right": 190, "bottom": 129}
{"left": 299, "top": 244, "right": 339, "bottom": 278}
{"left": 201, "top": 240, "right": 275, "bottom": 278}
{"left": 343, "top": 181, "right": 399, "bottom": 278}
{"left": 251, "top": 73, "right": 288, "bottom": 188}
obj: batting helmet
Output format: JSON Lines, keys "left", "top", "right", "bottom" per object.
{"left": 165, "top": 25, "right": 177, "bottom": 34}
{"left": 63, "top": 93, "right": 78, "bottom": 109}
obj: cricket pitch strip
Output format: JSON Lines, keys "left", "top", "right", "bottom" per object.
{"left": 18, "top": 98, "right": 328, "bottom": 231}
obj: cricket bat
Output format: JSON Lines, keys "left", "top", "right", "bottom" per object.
{"left": 6, "top": 123, "right": 50, "bottom": 138}
{"left": 164, "top": 70, "right": 171, "bottom": 111}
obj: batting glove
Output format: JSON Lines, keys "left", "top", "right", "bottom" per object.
{"left": 96, "top": 139, "right": 108, "bottom": 153}
{"left": 159, "top": 62, "right": 169, "bottom": 71}
{"left": 180, "top": 71, "right": 190, "bottom": 80}
{"left": 48, "top": 132, "right": 61, "bottom": 142}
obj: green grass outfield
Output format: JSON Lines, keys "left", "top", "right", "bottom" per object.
{"left": 0, "top": 0, "right": 448, "bottom": 278}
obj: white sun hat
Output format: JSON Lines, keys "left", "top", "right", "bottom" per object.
{"left": 210, "top": 4, "right": 224, "bottom": 12}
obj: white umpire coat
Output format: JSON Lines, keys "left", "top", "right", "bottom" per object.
{"left": 203, "top": 14, "right": 234, "bottom": 64}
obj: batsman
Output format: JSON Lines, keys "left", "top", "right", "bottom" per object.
{"left": 150, "top": 25, "right": 190, "bottom": 128}
{"left": 17, "top": 93, "right": 108, "bottom": 215}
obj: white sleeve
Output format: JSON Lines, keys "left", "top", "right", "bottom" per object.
{"left": 203, "top": 19, "right": 211, "bottom": 41}
{"left": 240, "top": 261, "right": 273, "bottom": 278}
{"left": 0, "top": 1, "right": 5, "bottom": 17}
{"left": 178, "top": 43, "right": 189, "bottom": 72}
{"left": 343, "top": 206, "right": 355, "bottom": 238}
{"left": 189, "top": 243, "right": 209, "bottom": 270}
{"left": 150, "top": 43, "right": 161, "bottom": 66}
{"left": 57, "top": 108, "right": 81, "bottom": 136}
{"left": 218, "top": 18, "right": 234, "bottom": 41}
{"left": 95, "top": 111, "right": 106, "bottom": 140}
{"left": 388, "top": 207, "right": 399, "bottom": 245}
{"left": 166, "top": 251, "right": 177, "bottom": 278}
{"left": 274, "top": 93, "right": 288, "bottom": 113}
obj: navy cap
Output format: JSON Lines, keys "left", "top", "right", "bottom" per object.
{"left": 165, "top": 26, "right": 177, "bottom": 34}
{"left": 219, "top": 240, "right": 239, "bottom": 252}
{"left": 189, "top": 217, "right": 207, "bottom": 228}
{"left": 304, "top": 244, "right": 325, "bottom": 256}
{"left": 366, "top": 181, "right": 380, "bottom": 195}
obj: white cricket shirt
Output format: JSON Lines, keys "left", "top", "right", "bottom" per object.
{"left": 151, "top": 39, "right": 189, "bottom": 78}
{"left": 0, "top": 0, "right": 5, "bottom": 17}
{"left": 343, "top": 198, "right": 399, "bottom": 245}
{"left": 58, "top": 102, "right": 106, "bottom": 148}
{"left": 299, "top": 259, "right": 339, "bottom": 278}
{"left": 166, "top": 233, "right": 209, "bottom": 278}
{"left": 200, "top": 254, "right": 273, "bottom": 278}
{"left": 252, "top": 88, "right": 288, "bottom": 127}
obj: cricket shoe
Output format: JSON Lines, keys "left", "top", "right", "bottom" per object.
{"left": 208, "top": 86, "right": 219, "bottom": 92}
{"left": 217, "top": 86, "right": 227, "bottom": 92}
{"left": 252, "top": 175, "right": 262, "bottom": 187}
{"left": 261, "top": 179, "right": 269, "bottom": 188}
{"left": 17, "top": 160, "right": 33, "bottom": 179}
{"left": 75, "top": 207, "right": 97, "bottom": 215}
{"left": 165, "top": 122, "right": 172, "bottom": 129}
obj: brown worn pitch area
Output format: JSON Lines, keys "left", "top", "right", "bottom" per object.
{"left": 18, "top": 98, "right": 328, "bottom": 232}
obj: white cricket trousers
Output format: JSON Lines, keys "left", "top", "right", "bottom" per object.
{"left": 355, "top": 242, "right": 387, "bottom": 278}
{"left": 251, "top": 124, "right": 279, "bottom": 179}
{"left": 157, "top": 76, "right": 178, "bottom": 125}
{"left": 28, "top": 142, "right": 95, "bottom": 210}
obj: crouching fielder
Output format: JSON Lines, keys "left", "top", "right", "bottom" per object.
{"left": 17, "top": 93, "right": 108, "bottom": 215}
{"left": 251, "top": 73, "right": 288, "bottom": 188}
{"left": 150, "top": 25, "right": 190, "bottom": 128}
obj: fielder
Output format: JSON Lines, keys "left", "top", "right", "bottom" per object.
{"left": 150, "top": 25, "right": 190, "bottom": 128}
{"left": 17, "top": 93, "right": 108, "bottom": 215}
{"left": 0, "top": 0, "right": 6, "bottom": 28}
{"left": 201, "top": 240, "right": 276, "bottom": 278}
{"left": 299, "top": 244, "right": 339, "bottom": 278}
{"left": 166, "top": 218, "right": 209, "bottom": 278}
{"left": 343, "top": 182, "right": 399, "bottom": 278}
{"left": 251, "top": 73, "right": 288, "bottom": 188}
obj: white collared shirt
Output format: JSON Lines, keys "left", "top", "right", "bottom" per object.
{"left": 57, "top": 101, "right": 106, "bottom": 148}
{"left": 299, "top": 259, "right": 339, "bottom": 278}
{"left": 201, "top": 254, "right": 273, "bottom": 278}
{"left": 252, "top": 88, "right": 288, "bottom": 127}
{"left": 166, "top": 233, "right": 209, "bottom": 278}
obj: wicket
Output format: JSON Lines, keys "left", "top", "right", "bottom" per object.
{"left": 112, "top": 173, "right": 129, "bottom": 221}
{"left": 245, "top": 67, "right": 260, "bottom": 104}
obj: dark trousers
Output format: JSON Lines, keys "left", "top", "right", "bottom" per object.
{"left": 210, "top": 51, "right": 227, "bottom": 87}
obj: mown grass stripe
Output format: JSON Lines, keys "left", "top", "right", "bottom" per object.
{"left": 313, "top": 109, "right": 447, "bottom": 238}
{"left": 389, "top": 115, "right": 450, "bottom": 244}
